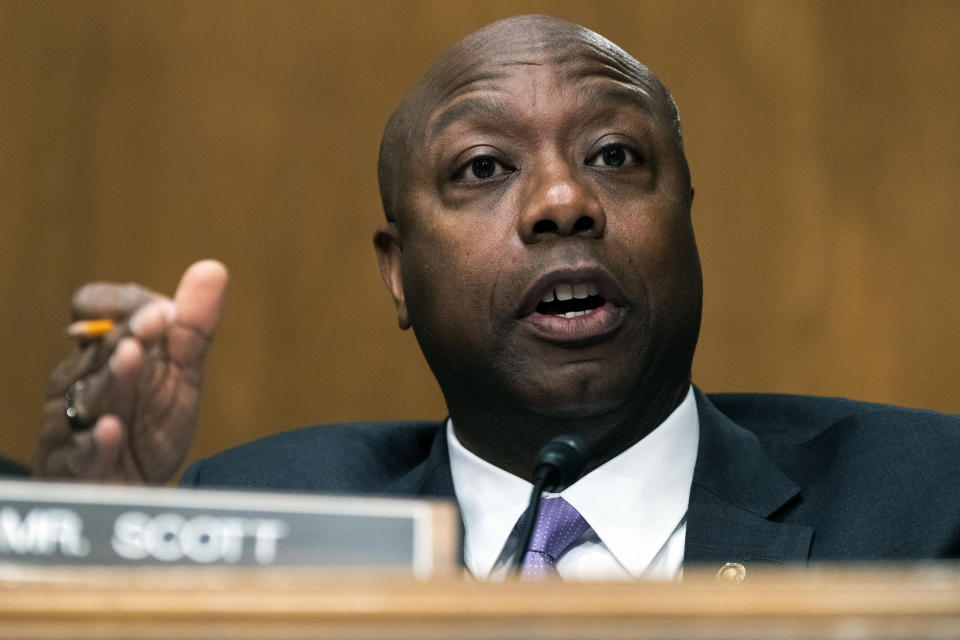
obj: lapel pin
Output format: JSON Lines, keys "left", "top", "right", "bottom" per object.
{"left": 715, "top": 562, "right": 747, "bottom": 584}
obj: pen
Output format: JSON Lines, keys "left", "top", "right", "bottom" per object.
{"left": 65, "top": 319, "right": 115, "bottom": 340}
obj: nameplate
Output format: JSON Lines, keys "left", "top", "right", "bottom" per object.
{"left": 0, "top": 480, "right": 458, "bottom": 577}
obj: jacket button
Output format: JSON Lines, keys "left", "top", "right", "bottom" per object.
{"left": 715, "top": 562, "right": 746, "bottom": 584}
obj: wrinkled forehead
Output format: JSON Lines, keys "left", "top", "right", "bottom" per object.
{"left": 414, "top": 20, "right": 668, "bottom": 126}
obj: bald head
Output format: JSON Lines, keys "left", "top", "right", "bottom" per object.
{"left": 377, "top": 15, "right": 685, "bottom": 223}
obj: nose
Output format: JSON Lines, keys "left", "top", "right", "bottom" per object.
{"left": 518, "top": 159, "right": 606, "bottom": 244}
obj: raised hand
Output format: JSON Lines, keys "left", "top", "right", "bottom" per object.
{"left": 33, "top": 260, "right": 229, "bottom": 484}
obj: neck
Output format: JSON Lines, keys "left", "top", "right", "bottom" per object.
{"left": 447, "top": 381, "right": 691, "bottom": 480}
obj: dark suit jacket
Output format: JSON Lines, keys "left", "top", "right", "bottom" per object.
{"left": 181, "top": 388, "right": 960, "bottom": 570}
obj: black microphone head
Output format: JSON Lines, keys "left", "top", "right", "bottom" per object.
{"left": 531, "top": 435, "right": 589, "bottom": 492}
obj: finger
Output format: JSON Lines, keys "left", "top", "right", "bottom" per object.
{"left": 91, "top": 415, "right": 128, "bottom": 478}
{"left": 104, "top": 338, "right": 143, "bottom": 427}
{"left": 128, "top": 298, "right": 176, "bottom": 342}
{"left": 46, "top": 329, "right": 126, "bottom": 398}
{"left": 71, "top": 282, "right": 157, "bottom": 321}
{"left": 108, "top": 336, "right": 143, "bottom": 378}
{"left": 167, "top": 260, "right": 229, "bottom": 366}
{"left": 35, "top": 413, "right": 124, "bottom": 481}
{"left": 56, "top": 295, "right": 171, "bottom": 404}
{"left": 64, "top": 415, "right": 126, "bottom": 481}
{"left": 69, "top": 337, "right": 143, "bottom": 428}
{"left": 37, "top": 340, "right": 145, "bottom": 481}
{"left": 47, "top": 347, "right": 100, "bottom": 399}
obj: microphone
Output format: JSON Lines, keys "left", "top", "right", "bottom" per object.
{"left": 511, "top": 435, "right": 588, "bottom": 576}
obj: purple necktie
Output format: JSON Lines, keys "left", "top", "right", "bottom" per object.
{"left": 518, "top": 496, "right": 590, "bottom": 579}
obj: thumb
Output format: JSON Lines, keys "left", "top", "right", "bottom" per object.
{"left": 167, "top": 260, "right": 229, "bottom": 366}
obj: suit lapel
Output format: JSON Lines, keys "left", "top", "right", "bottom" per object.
{"left": 383, "top": 421, "right": 463, "bottom": 564}
{"left": 384, "top": 421, "right": 456, "bottom": 498}
{"left": 685, "top": 388, "right": 813, "bottom": 569}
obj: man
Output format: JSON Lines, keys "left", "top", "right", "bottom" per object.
{"left": 33, "top": 16, "right": 960, "bottom": 579}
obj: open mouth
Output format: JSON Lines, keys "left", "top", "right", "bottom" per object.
{"left": 517, "top": 268, "right": 627, "bottom": 342}
{"left": 536, "top": 282, "right": 605, "bottom": 318}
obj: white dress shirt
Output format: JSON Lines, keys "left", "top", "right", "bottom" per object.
{"left": 448, "top": 386, "right": 700, "bottom": 581}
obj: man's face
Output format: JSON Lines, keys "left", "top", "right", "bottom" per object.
{"left": 379, "top": 42, "right": 701, "bottom": 423}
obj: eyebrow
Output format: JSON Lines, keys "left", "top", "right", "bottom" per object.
{"left": 578, "top": 83, "right": 657, "bottom": 118}
{"left": 426, "top": 81, "right": 660, "bottom": 142}
{"left": 427, "top": 96, "right": 512, "bottom": 141}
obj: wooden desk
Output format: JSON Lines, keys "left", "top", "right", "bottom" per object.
{"left": 2, "top": 565, "right": 959, "bottom": 639}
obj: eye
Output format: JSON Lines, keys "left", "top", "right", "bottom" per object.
{"left": 454, "top": 155, "right": 511, "bottom": 182}
{"left": 587, "top": 143, "right": 642, "bottom": 168}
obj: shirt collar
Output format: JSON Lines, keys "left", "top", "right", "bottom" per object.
{"left": 447, "top": 386, "right": 700, "bottom": 579}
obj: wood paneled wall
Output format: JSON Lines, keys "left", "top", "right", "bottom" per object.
{"left": 2, "top": 1, "right": 958, "bottom": 470}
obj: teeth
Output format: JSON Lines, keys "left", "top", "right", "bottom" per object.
{"left": 540, "top": 281, "right": 601, "bottom": 307}
{"left": 561, "top": 310, "right": 587, "bottom": 318}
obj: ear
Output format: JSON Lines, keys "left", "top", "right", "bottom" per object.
{"left": 373, "top": 223, "right": 410, "bottom": 330}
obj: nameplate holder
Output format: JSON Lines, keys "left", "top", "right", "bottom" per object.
{"left": 0, "top": 480, "right": 458, "bottom": 577}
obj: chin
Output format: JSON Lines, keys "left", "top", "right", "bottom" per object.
{"left": 515, "top": 378, "right": 632, "bottom": 420}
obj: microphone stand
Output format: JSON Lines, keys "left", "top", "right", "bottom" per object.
{"left": 511, "top": 435, "right": 588, "bottom": 577}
